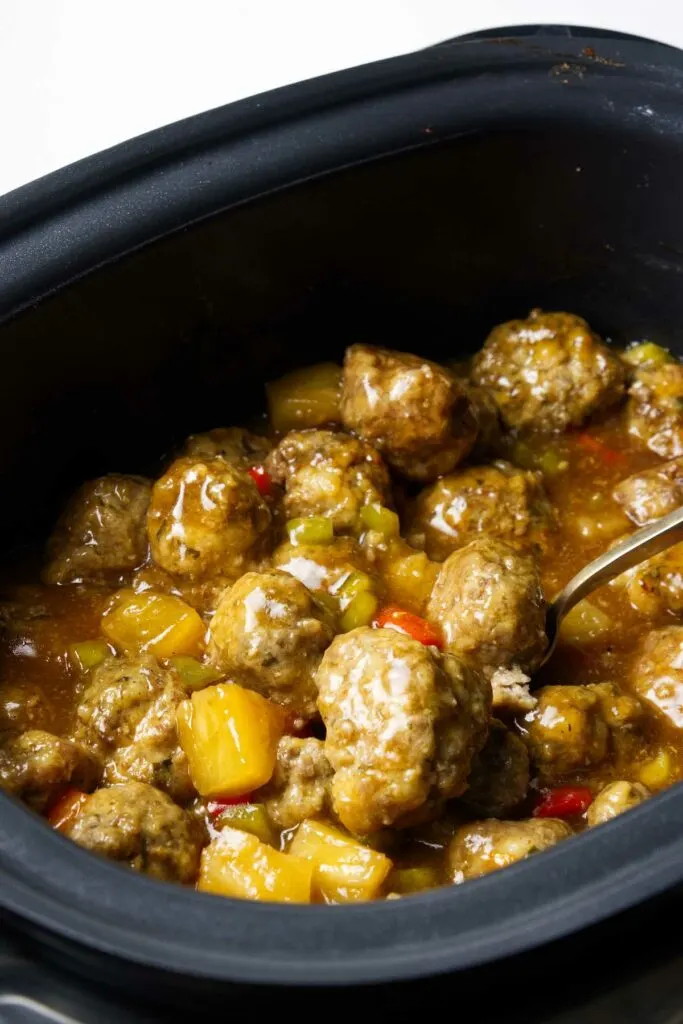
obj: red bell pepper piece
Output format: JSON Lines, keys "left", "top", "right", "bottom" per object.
{"left": 373, "top": 605, "right": 443, "bottom": 649}
{"left": 533, "top": 785, "right": 594, "bottom": 819}
{"left": 576, "top": 433, "right": 625, "bottom": 466}
{"left": 247, "top": 465, "right": 273, "bottom": 497}
{"left": 207, "top": 795, "right": 252, "bottom": 819}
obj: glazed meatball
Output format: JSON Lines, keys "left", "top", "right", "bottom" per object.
{"left": 341, "top": 344, "right": 478, "bottom": 482}
{"left": 181, "top": 426, "right": 272, "bottom": 467}
{"left": 44, "top": 475, "right": 151, "bottom": 585}
{"left": 586, "top": 780, "right": 649, "bottom": 827}
{"left": 613, "top": 456, "right": 683, "bottom": 526}
{"left": 471, "top": 309, "right": 626, "bottom": 432}
{"left": 258, "top": 736, "right": 333, "bottom": 829}
{"left": 621, "top": 543, "right": 683, "bottom": 617}
{"left": 462, "top": 719, "right": 530, "bottom": 817}
{"left": 147, "top": 456, "right": 271, "bottom": 582}
{"left": 316, "top": 627, "right": 490, "bottom": 834}
{"left": 448, "top": 818, "right": 572, "bottom": 882}
{"left": 273, "top": 536, "right": 374, "bottom": 597}
{"left": 426, "top": 537, "right": 547, "bottom": 677}
{"left": 265, "top": 428, "right": 390, "bottom": 532}
{"left": 627, "top": 361, "right": 683, "bottom": 458}
{"left": 631, "top": 627, "right": 683, "bottom": 729}
{"left": 0, "top": 730, "right": 100, "bottom": 811}
{"left": 207, "top": 570, "right": 335, "bottom": 721}
{"left": 66, "top": 782, "right": 203, "bottom": 883}
{"left": 525, "top": 683, "right": 643, "bottom": 781}
{"left": 73, "top": 655, "right": 193, "bottom": 802}
{"left": 408, "top": 462, "right": 554, "bottom": 561}
{"left": 459, "top": 380, "right": 503, "bottom": 457}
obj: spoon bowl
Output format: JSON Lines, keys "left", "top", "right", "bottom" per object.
{"left": 543, "top": 504, "right": 683, "bottom": 666}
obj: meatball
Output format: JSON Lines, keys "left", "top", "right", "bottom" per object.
{"left": 408, "top": 461, "right": 554, "bottom": 561}
{"left": 621, "top": 543, "right": 683, "bottom": 617}
{"left": 207, "top": 570, "right": 335, "bottom": 721}
{"left": 525, "top": 683, "right": 643, "bottom": 781}
{"left": 448, "top": 818, "right": 572, "bottom": 882}
{"left": 181, "top": 426, "right": 272, "bottom": 467}
{"left": 459, "top": 380, "right": 503, "bottom": 457}
{"left": 316, "top": 627, "right": 490, "bottom": 834}
{"left": 265, "top": 428, "right": 390, "bottom": 532}
{"left": 631, "top": 626, "right": 683, "bottom": 728}
{"left": 273, "top": 536, "right": 374, "bottom": 597}
{"left": 0, "top": 730, "right": 100, "bottom": 811}
{"left": 340, "top": 344, "right": 478, "bottom": 482}
{"left": 147, "top": 456, "right": 271, "bottom": 582}
{"left": 426, "top": 537, "right": 547, "bottom": 677}
{"left": 73, "top": 655, "right": 193, "bottom": 802}
{"left": 66, "top": 782, "right": 203, "bottom": 883}
{"left": 627, "top": 361, "right": 683, "bottom": 458}
{"left": 258, "top": 736, "right": 333, "bottom": 829}
{"left": 462, "top": 719, "right": 530, "bottom": 817}
{"left": 586, "top": 780, "right": 649, "bottom": 827}
{"left": 471, "top": 309, "right": 626, "bottom": 432}
{"left": 613, "top": 456, "right": 683, "bottom": 526}
{"left": 490, "top": 666, "right": 537, "bottom": 715}
{"left": 44, "top": 475, "right": 151, "bottom": 585}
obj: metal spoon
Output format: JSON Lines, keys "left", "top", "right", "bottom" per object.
{"left": 543, "top": 503, "right": 683, "bottom": 665}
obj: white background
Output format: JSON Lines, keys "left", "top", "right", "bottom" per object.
{"left": 1, "top": 0, "right": 682, "bottom": 198}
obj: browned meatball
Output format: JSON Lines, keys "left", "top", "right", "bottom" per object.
{"left": 462, "top": 719, "right": 530, "bottom": 817}
{"left": 316, "top": 627, "right": 490, "bottom": 834}
{"left": 631, "top": 627, "right": 683, "bottom": 729}
{"left": 426, "top": 537, "right": 547, "bottom": 677}
{"left": 613, "top": 456, "right": 683, "bottom": 526}
{"left": 408, "top": 462, "right": 554, "bottom": 561}
{"left": 448, "top": 818, "right": 572, "bottom": 882}
{"left": 525, "top": 683, "right": 643, "bottom": 782}
{"left": 66, "top": 782, "right": 203, "bottom": 883}
{"left": 621, "top": 543, "right": 683, "bottom": 617}
{"left": 73, "top": 655, "right": 193, "bottom": 803}
{"left": 181, "top": 426, "right": 272, "bottom": 467}
{"left": 627, "top": 361, "right": 683, "bottom": 458}
{"left": 459, "top": 380, "right": 503, "bottom": 457}
{"left": 44, "top": 475, "right": 151, "bottom": 584}
{"left": 586, "top": 780, "right": 649, "bottom": 827}
{"left": 340, "top": 344, "right": 478, "bottom": 482}
{"left": 0, "top": 730, "right": 100, "bottom": 811}
{"left": 273, "top": 536, "right": 374, "bottom": 597}
{"left": 258, "top": 736, "right": 333, "bottom": 829}
{"left": 207, "top": 570, "right": 335, "bottom": 721}
{"left": 265, "top": 428, "right": 390, "bottom": 532}
{"left": 471, "top": 310, "right": 626, "bottom": 432}
{"left": 147, "top": 456, "right": 271, "bottom": 582}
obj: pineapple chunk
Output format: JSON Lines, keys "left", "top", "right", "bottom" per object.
{"left": 382, "top": 548, "right": 438, "bottom": 615}
{"left": 267, "top": 362, "right": 342, "bottom": 434}
{"left": 559, "top": 599, "right": 612, "bottom": 646}
{"left": 199, "top": 828, "right": 312, "bottom": 903}
{"left": 102, "top": 589, "right": 205, "bottom": 658}
{"left": 177, "top": 683, "right": 285, "bottom": 798}
{"left": 289, "top": 819, "right": 392, "bottom": 903}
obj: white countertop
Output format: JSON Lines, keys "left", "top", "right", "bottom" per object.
{"left": 1, "top": 0, "right": 681, "bottom": 198}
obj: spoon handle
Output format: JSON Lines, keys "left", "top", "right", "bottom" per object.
{"left": 551, "top": 503, "right": 683, "bottom": 626}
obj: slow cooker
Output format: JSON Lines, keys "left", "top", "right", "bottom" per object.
{"left": 1, "top": 24, "right": 683, "bottom": 1022}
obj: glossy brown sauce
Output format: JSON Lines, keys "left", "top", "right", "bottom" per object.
{"left": 0, "top": 376, "right": 680, "bottom": 896}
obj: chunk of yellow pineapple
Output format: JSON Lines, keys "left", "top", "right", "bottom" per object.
{"left": 177, "top": 682, "right": 285, "bottom": 798}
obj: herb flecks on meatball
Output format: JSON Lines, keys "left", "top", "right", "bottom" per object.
{"left": 341, "top": 344, "right": 478, "bottom": 482}
{"left": 472, "top": 309, "right": 625, "bottom": 433}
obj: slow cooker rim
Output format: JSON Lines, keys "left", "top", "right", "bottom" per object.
{"left": 1, "top": 27, "right": 683, "bottom": 986}
{"left": 0, "top": 784, "right": 681, "bottom": 985}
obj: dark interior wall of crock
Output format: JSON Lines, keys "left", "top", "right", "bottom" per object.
{"left": 1, "top": 124, "right": 683, "bottom": 544}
